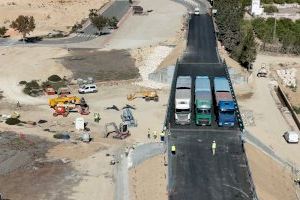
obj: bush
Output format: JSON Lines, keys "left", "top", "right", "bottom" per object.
{"left": 48, "top": 75, "right": 62, "bottom": 82}
{"left": 71, "top": 23, "right": 83, "bottom": 33}
{"left": 264, "top": 5, "right": 279, "bottom": 13}
{"left": 19, "top": 80, "right": 27, "bottom": 85}
{"left": 23, "top": 80, "right": 41, "bottom": 96}
{"left": 5, "top": 118, "right": 21, "bottom": 125}
{"left": 293, "top": 106, "right": 300, "bottom": 114}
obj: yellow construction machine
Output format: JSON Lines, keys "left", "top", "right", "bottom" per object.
{"left": 48, "top": 96, "right": 81, "bottom": 108}
{"left": 127, "top": 91, "right": 159, "bottom": 102}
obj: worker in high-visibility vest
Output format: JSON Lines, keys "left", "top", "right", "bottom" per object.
{"left": 171, "top": 145, "right": 176, "bottom": 155}
{"left": 160, "top": 131, "right": 165, "bottom": 142}
{"left": 212, "top": 140, "right": 217, "bottom": 156}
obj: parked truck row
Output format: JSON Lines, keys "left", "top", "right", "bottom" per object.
{"left": 174, "top": 76, "right": 236, "bottom": 127}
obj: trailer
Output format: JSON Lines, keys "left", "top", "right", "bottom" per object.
{"left": 195, "top": 76, "right": 212, "bottom": 126}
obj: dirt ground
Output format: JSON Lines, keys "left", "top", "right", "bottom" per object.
{"left": 0, "top": 131, "right": 80, "bottom": 200}
{"left": 245, "top": 143, "right": 297, "bottom": 200}
{"left": 129, "top": 154, "right": 168, "bottom": 200}
{"left": 61, "top": 49, "right": 139, "bottom": 81}
{"left": 0, "top": 0, "right": 109, "bottom": 37}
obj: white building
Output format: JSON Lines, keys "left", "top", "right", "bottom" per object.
{"left": 251, "top": 0, "right": 263, "bottom": 16}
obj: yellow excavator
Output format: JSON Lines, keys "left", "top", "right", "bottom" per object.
{"left": 127, "top": 91, "right": 159, "bottom": 102}
{"left": 48, "top": 96, "right": 81, "bottom": 108}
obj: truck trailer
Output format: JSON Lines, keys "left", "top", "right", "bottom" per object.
{"left": 213, "top": 77, "right": 236, "bottom": 127}
{"left": 175, "top": 76, "right": 192, "bottom": 125}
{"left": 195, "top": 76, "right": 212, "bottom": 126}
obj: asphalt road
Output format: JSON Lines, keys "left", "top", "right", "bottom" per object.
{"left": 0, "top": 0, "right": 130, "bottom": 45}
{"left": 166, "top": 14, "right": 257, "bottom": 200}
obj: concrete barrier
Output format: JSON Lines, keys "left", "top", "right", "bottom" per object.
{"left": 277, "top": 85, "right": 300, "bottom": 130}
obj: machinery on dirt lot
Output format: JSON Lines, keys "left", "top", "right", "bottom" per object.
{"left": 105, "top": 122, "right": 130, "bottom": 139}
{"left": 121, "top": 108, "right": 137, "bottom": 127}
{"left": 52, "top": 97, "right": 90, "bottom": 117}
{"left": 127, "top": 91, "right": 159, "bottom": 102}
{"left": 49, "top": 96, "right": 80, "bottom": 108}
{"left": 257, "top": 64, "right": 268, "bottom": 77}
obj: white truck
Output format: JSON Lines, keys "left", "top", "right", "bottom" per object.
{"left": 175, "top": 76, "right": 192, "bottom": 125}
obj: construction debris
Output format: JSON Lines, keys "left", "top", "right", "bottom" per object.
{"left": 123, "top": 104, "right": 136, "bottom": 110}
{"left": 276, "top": 68, "right": 297, "bottom": 88}
{"left": 105, "top": 105, "right": 120, "bottom": 111}
{"left": 53, "top": 133, "right": 70, "bottom": 140}
{"left": 241, "top": 110, "right": 255, "bottom": 126}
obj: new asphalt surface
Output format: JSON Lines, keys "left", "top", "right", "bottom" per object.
{"left": 167, "top": 14, "right": 257, "bottom": 200}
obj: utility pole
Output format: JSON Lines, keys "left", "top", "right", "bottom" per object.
{"left": 273, "top": 18, "right": 277, "bottom": 43}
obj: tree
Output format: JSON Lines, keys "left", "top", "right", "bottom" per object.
{"left": 10, "top": 15, "right": 35, "bottom": 39}
{"left": 108, "top": 17, "right": 119, "bottom": 29}
{"left": 0, "top": 26, "right": 8, "bottom": 37}
{"left": 90, "top": 15, "right": 108, "bottom": 33}
{"left": 238, "top": 29, "right": 257, "bottom": 67}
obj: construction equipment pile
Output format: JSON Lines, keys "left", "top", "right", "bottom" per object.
{"left": 276, "top": 68, "right": 297, "bottom": 88}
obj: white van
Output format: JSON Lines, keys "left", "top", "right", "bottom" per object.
{"left": 194, "top": 7, "right": 200, "bottom": 15}
{"left": 78, "top": 84, "right": 98, "bottom": 94}
{"left": 284, "top": 131, "right": 299, "bottom": 143}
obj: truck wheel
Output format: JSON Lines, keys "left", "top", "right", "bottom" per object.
{"left": 145, "top": 97, "right": 150, "bottom": 101}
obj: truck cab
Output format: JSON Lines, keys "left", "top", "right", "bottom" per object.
{"left": 175, "top": 76, "right": 192, "bottom": 125}
{"left": 218, "top": 101, "right": 235, "bottom": 126}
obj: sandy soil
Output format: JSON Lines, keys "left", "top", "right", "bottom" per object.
{"left": 0, "top": 0, "right": 109, "bottom": 37}
{"left": 129, "top": 154, "right": 168, "bottom": 200}
{"left": 0, "top": 46, "right": 72, "bottom": 105}
{"left": 245, "top": 143, "right": 297, "bottom": 200}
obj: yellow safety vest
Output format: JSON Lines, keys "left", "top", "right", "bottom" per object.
{"left": 212, "top": 142, "right": 216, "bottom": 149}
{"left": 160, "top": 132, "right": 165, "bottom": 137}
{"left": 171, "top": 145, "right": 176, "bottom": 152}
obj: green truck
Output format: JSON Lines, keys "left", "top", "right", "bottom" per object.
{"left": 195, "top": 76, "right": 212, "bottom": 126}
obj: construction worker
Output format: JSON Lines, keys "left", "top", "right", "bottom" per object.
{"left": 147, "top": 128, "right": 151, "bottom": 139}
{"left": 171, "top": 145, "right": 176, "bottom": 155}
{"left": 160, "top": 131, "right": 165, "bottom": 142}
{"left": 153, "top": 130, "right": 157, "bottom": 140}
{"left": 94, "top": 113, "right": 101, "bottom": 123}
{"left": 212, "top": 140, "right": 217, "bottom": 156}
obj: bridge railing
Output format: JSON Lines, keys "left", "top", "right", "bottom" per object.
{"left": 223, "top": 60, "right": 259, "bottom": 200}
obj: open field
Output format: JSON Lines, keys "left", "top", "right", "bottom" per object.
{"left": 0, "top": 0, "right": 109, "bottom": 37}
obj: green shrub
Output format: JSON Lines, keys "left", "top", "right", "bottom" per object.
{"left": 19, "top": 80, "right": 27, "bottom": 85}
{"left": 48, "top": 75, "right": 62, "bottom": 82}
{"left": 23, "top": 80, "right": 41, "bottom": 96}
{"left": 293, "top": 106, "right": 300, "bottom": 114}
{"left": 264, "top": 5, "right": 279, "bottom": 13}
{"left": 5, "top": 118, "right": 21, "bottom": 125}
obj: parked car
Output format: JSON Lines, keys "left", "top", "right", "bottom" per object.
{"left": 78, "top": 84, "right": 98, "bottom": 94}
{"left": 283, "top": 131, "right": 299, "bottom": 143}
{"left": 194, "top": 7, "right": 200, "bottom": 15}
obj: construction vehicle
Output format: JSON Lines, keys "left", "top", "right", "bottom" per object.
{"left": 105, "top": 122, "right": 130, "bottom": 139}
{"left": 127, "top": 91, "right": 159, "bottom": 102}
{"left": 195, "top": 76, "right": 212, "bottom": 126}
{"left": 52, "top": 97, "right": 90, "bottom": 117}
{"left": 257, "top": 64, "right": 268, "bottom": 77}
{"left": 121, "top": 108, "right": 137, "bottom": 127}
{"left": 175, "top": 76, "right": 192, "bottom": 125}
{"left": 49, "top": 96, "right": 80, "bottom": 108}
{"left": 214, "top": 77, "right": 236, "bottom": 127}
